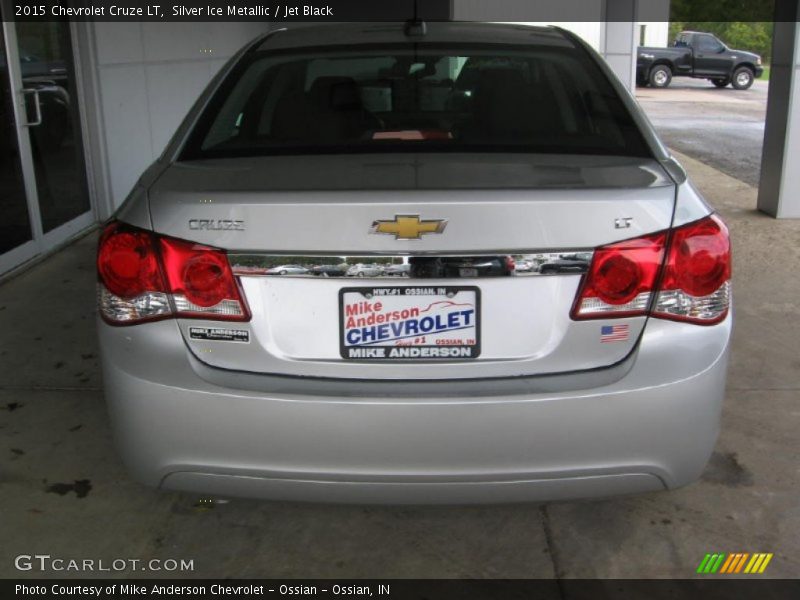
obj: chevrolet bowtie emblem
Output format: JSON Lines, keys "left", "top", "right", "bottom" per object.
{"left": 370, "top": 215, "right": 448, "bottom": 240}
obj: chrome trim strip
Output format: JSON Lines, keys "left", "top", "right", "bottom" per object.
{"left": 229, "top": 251, "right": 594, "bottom": 279}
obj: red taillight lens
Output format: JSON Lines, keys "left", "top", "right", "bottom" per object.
{"left": 97, "top": 222, "right": 249, "bottom": 325}
{"left": 592, "top": 254, "right": 641, "bottom": 304}
{"left": 97, "top": 224, "right": 162, "bottom": 298}
{"left": 572, "top": 214, "right": 731, "bottom": 325}
{"left": 654, "top": 214, "right": 731, "bottom": 324}
{"left": 184, "top": 255, "right": 229, "bottom": 306}
{"left": 663, "top": 215, "right": 730, "bottom": 297}
{"left": 159, "top": 237, "right": 249, "bottom": 319}
{"left": 572, "top": 232, "right": 666, "bottom": 319}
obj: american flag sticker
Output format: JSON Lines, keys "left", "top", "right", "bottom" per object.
{"left": 600, "top": 324, "right": 630, "bottom": 343}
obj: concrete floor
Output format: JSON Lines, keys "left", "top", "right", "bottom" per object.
{"left": 1, "top": 153, "right": 799, "bottom": 580}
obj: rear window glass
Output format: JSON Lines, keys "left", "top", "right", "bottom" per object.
{"left": 181, "top": 44, "right": 651, "bottom": 160}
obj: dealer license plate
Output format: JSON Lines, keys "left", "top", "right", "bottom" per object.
{"left": 340, "top": 286, "right": 480, "bottom": 360}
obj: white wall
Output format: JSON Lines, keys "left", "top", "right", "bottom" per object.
{"left": 452, "top": 0, "right": 605, "bottom": 49}
{"left": 453, "top": 0, "right": 604, "bottom": 23}
{"left": 85, "top": 22, "right": 269, "bottom": 214}
{"left": 638, "top": 21, "right": 670, "bottom": 47}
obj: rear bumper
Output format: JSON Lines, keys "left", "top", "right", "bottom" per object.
{"left": 98, "top": 316, "right": 731, "bottom": 504}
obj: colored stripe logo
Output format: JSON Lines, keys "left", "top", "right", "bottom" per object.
{"left": 697, "top": 553, "right": 773, "bottom": 574}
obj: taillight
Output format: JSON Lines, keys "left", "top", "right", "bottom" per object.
{"left": 159, "top": 237, "right": 249, "bottom": 319}
{"left": 571, "top": 232, "right": 666, "bottom": 319}
{"left": 572, "top": 214, "right": 730, "bottom": 325}
{"left": 97, "top": 223, "right": 171, "bottom": 324}
{"left": 97, "top": 223, "right": 163, "bottom": 298}
{"left": 97, "top": 222, "right": 249, "bottom": 325}
{"left": 653, "top": 214, "right": 731, "bottom": 324}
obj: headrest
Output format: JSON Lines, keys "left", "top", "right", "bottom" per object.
{"left": 309, "top": 76, "right": 361, "bottom": 110}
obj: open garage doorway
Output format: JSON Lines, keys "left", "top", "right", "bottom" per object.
{"left": 635, "top": 26, "right": 769, "bottom": 188}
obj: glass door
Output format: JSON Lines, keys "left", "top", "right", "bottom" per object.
{"left": 0, "top": 16, "right": 93, "bottom": 276}
{"left": 0, "top": 20, "right": 38, "bottom": 273}
{"left": 16, "top": 20, "right": 91, "bottom": 237}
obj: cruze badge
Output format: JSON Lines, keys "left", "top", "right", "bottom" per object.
{"left": 189, "top": 219, "right": 245, "bottom": 231}
{"left": 370, "top": 215, "right": 447, "bottom": 240}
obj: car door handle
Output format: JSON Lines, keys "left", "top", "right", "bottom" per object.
{"left": 21, "top": 88, "right": 43, "bottom": 127}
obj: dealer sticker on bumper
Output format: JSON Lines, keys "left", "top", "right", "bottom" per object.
{"left": 339, "top": 286, "right": 480, "bottom": 360}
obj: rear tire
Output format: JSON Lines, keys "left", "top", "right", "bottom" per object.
{"left": 711, "top": 78, "right": 730, "bottom": 88}
{"left": 731, "top": 67, "right": 754, "bottom": 90}
{"left": 649, "top": 65, "right": 672, "bottom": 88}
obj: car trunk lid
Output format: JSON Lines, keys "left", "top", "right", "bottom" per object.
{"left": 147, "top": 153, "right": 676, "bottom": 380}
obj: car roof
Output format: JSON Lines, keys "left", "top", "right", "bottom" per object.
{"left": 257, "top": 22, "right": 575, "bottom": 52}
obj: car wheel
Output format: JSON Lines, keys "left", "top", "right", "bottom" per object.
{"left": 711, "top": 78, "right": 730, "bottom": 88}
{"left": 731, "top": 67, "right": 754, "bottom": 90}
{"left": 649, "top": 65, "right": 672, "bottom": 88}
{"left": 279, "top": 270, "right": 287, "bottom": 275}
{"left": 357, "top": 272, "right": 365, "bottom": 277}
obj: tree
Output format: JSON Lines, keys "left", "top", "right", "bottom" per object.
{"left": 669, "top": 0, "right": 774, "bottom": 22}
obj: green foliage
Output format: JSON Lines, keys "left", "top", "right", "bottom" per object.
{"left": 666, "top": 22, "right": 773, "bottom": 63}
{"left": 669, "top": 0, "right": 774, "bottom": 22}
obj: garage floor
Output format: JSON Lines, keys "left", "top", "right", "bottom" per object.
{"left": 1, "top": 152, "right": 799, "bottom": 580}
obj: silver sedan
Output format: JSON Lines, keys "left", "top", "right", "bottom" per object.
{"left": 96, "top": 22, "right": 731, "bottom": 504}
{"left": 265, "top": 264, "right": 310, "bottom": 276}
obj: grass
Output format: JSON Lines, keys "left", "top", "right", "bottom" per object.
{"left": 760, "top": 65, "right": 770, "bottom": 81}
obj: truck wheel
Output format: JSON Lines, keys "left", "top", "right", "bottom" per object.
{"left": 711, "top": 78, "right": 730, "bottom": 88}
{"left": 649, "top": 65, "right": 672, "bottom": 88}
{"left": 731, "top": 67, "right": 754, "bottom": 90}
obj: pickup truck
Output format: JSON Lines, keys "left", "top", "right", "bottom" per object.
{"left": 637, "top": 31, "right": 763, "bottom": 89}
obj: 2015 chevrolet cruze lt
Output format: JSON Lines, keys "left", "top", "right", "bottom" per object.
{"left": 97, "top": 23, "right": 732, "bottom": 504}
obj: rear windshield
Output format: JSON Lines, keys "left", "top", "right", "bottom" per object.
{"left": 181, "top": 44, "right": 651, "bottom": 160}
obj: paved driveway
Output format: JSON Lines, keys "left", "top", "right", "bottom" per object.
{"left": 636, "top": 78, "right": 767, "bottom": 186}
